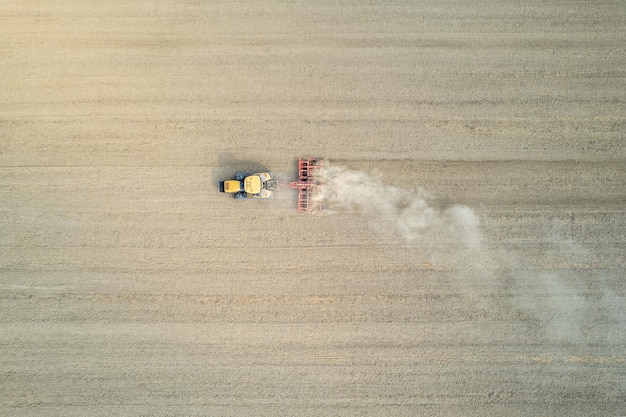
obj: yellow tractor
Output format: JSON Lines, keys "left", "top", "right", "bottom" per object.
{"left": 219, "top": 172, "right": 277, "bottom": 199}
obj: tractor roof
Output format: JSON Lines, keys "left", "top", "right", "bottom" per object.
{"left": 244, "top": 175, "right": 262, "bottom": 194}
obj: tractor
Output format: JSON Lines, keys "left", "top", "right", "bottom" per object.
{"left": 219, "top": 172, "right": 277, "bottom": 199}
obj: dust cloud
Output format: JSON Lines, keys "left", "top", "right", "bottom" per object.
{"left": 316, "top": 164, "right": 482, "bottom": 250}
{"left": 507, "top": 235, "right": 626, "bottom": 344}
{"left": 315, "top": 164, "right": 625, "bottom": 345}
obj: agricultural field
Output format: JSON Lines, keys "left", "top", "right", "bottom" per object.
{"left": 1, "top": 1, "right": 625, "bottom": 416}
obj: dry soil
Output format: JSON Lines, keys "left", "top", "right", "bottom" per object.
{"left": 1, "top": 1, "right": 625, "bottom": 416}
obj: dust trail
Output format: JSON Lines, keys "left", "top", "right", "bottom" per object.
{"left": 507, "top": 233, "right": 626, "bottom": 344}
{"left": 316, "top": 164, "right": 482, "bottom": 250}
{"left": 315, "top": 163, "right": 626, "bottom": 345}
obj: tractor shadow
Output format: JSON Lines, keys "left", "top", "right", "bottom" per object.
{"left": 211, "top": 152, "right": 271, "bottom": 190}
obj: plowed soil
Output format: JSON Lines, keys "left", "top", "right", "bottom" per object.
{"left": 1, "top": 1, "right": 625, "bottom": 416}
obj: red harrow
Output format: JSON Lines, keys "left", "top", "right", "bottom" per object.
{"left": 289, "top": 158, "right": 324, "bottom": 212}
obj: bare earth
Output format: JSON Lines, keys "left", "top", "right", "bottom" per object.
{"left": 1, "top": 1, "right": 625, "bottom": 416}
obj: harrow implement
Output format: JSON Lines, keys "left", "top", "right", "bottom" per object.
{"left": 289, "top": 158, "right": 324, "bottom": 212}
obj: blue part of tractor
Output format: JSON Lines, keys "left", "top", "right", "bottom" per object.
{"left": 234, "top": 172, "right": 250, "bottom": 181}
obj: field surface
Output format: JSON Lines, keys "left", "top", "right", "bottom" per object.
{"left": 1, "top": 1, "right": 625, "bottom": 416}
